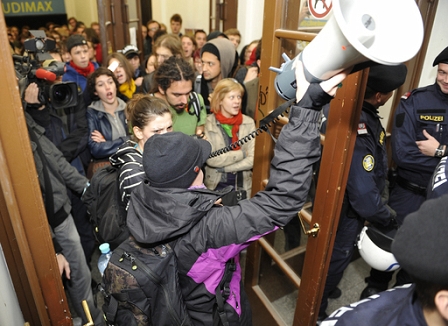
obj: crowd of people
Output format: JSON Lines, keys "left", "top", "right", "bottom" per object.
{"left": 10, "top": 10, "right": 448, "bottom": 326}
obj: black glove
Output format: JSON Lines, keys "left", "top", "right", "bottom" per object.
{"left": 296, "top": 83, "right": 334, "bottom": 111}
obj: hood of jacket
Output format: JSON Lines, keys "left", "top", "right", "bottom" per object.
{"left": 207, "top": 38, "right": 236, "bottom": 79}
{"left": 88, "top": 97, "right": 126, "bottom": 114}
{"left": 127, "top": 183, "right": 231, "bottom": 245}
{"left": 109, "top": 140, "right": 139, "bottom": 168}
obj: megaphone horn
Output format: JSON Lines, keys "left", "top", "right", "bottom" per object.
{"left": 270, "top": 0, "right": 424, "bottom": 101}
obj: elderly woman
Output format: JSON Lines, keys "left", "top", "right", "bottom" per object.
{"left": 204, "top": 78, "right": 255, "bottom": 198}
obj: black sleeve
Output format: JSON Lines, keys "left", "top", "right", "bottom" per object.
{"left": 58, "top": 93, "right": 89, "bottom": 163}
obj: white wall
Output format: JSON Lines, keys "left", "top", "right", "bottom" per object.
{"left": 151, "top": 0, "right": 264, "bottom": 53}
{"left": 151, "top": 0, "right": 210, "bottom": 35}
{"left": 378, "top": 1, "right": 448, "bottom": 128}
{"left": 64, "top": 0, "right": 98, "bottom": 25}
{"left": 237, "top": 1, "right": 264, "bottom": 52}
{"left": 0, "top": 245, "right": 25, "bottom": 326}
{"left": 419, "top": 0, "right": 448, "bottom": 87}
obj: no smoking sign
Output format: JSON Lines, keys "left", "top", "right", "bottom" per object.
{"left": 307, "top": 0, "right": 332, "bottom": 19}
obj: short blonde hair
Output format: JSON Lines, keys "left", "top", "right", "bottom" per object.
{"left": 210, "top": 78, "right": 244, "bottom": 114}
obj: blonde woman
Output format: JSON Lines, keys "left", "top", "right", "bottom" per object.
{"left": 204, "top": 78, "right": 255, "bottom": 197}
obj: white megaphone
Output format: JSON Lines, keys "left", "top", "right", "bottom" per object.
{"left": 270, "top": 0, "right": 424, "bottom": 101}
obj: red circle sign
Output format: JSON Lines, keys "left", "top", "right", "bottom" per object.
{"left": 307, "top": 0, "right": 332, "bottom": 19}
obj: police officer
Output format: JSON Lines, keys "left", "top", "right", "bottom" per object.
{"left": 361, "top": 46, "right": 448, "bottom": 298}
{"left": 427, "top": 156, "right": 448, "bottom": 199}
{"left": 318, "top": 64, "right": 407, "bottom": 321}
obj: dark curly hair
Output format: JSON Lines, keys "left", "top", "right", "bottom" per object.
{"left": 86, "top": 67, "right": 120, "bottom": 102}
{"left": 153, "top": 57, "right": 195, "bottom": 93}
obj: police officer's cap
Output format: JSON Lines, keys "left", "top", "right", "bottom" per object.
{"left": 433, "top": 46, "right": 448, "bottom": 66}
{"left": 392, "top": 194, "right": 448, "bottom": 286}
{"left": 367, "top": 64, "right": 407, "bottom": 93}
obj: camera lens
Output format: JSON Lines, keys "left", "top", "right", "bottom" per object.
{"left": 49, "top": 82, "right": 77, "bottom": 109}
{"left": 53, "top": 84, "right": 71, "bottom": 102}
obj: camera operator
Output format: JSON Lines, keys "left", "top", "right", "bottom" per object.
{"left": 23, "top": 59, "right": 96, "bottom": 265}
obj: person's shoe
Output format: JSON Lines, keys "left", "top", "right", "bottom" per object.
{"left": 316, "top": 312, "right": 328, "bottom": 325}
{"left": 328, "top": 287, "right": 342, "bottom": 299}
{"left": 360, "top": 286, "right": 382, "bottom": 300}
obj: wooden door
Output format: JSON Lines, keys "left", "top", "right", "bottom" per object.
{"left": 97, "top": 0, "right": 144, "bottom": 57}
{"left": 0, "top": 10, "right": 71, "bottom": 326}
{"left": 210, "top": 0, "right": 238, "bottom": 31}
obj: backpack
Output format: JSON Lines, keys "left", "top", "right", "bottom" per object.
{"left": 82, "top": 164, "right": 129, "bottom": 250}
{"left": 99, "top": 236, "right": 236, "bottom": 326}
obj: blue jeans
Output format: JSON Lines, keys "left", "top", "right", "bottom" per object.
{"left": 54, "top": 215, "right": 103, "bottom": 325}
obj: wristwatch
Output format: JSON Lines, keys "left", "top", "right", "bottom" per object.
{"left": 435, "top": 145, "right": 445, "bottom": 157}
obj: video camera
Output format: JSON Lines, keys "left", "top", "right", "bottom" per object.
{"left": 14, "top": 30, "right": 78, "bottom": 110}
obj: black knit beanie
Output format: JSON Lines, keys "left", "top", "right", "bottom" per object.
{"left": 143, "top": 132, "right": 211, "bottom": 188}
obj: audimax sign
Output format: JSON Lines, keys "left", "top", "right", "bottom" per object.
{"left": 2, "top": 0, "right": 66, "bottom": 16}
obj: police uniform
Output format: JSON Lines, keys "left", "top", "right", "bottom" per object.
{"left": 324, "top": 194, "right": 448, "bottom": 325}
{"left": 363, "top": 46, "right": 448, "bottom": 294}
{"left": 319, "top": 64, "right": 407, "bottom": 318}
{"left": 427, "top": 156, "right": 448, "bottom": 199}
{"left": 319, "top": 100, "right": 395, "bottom": 316}
{"left": 390, "top": 83, "right": 448, "bottom": 223}
{"left": 322, "top": 284, "right": 426, "bottom": 326}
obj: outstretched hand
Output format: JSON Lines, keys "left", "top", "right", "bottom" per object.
{"left": 293, "top": 58, "right": 350, "bottom": 102}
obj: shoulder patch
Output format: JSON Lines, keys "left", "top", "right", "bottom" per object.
{"left": 357, "top": 123, "right": 368, "bottom": 135}
{"left": 363, "top": 155, "right": 375, "bottom": 172}
{"left": 401, "top": 91, "right": 411, "bottom": 100}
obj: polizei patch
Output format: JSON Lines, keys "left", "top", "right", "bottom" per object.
{"left": 363, "top": 155, "right": 375, "bottom": 172}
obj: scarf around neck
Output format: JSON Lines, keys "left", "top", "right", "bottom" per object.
{"left": 215, "top": 110, "right": 243, "bottom": 150}
{"left": 119, "top": 79, "right": 136, "bottom": 100}
{"left": 69, "top": 60, "right": 95, "bottom": 77}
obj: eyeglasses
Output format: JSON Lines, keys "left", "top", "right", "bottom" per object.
{"left": 201, "top": 61, "right": 216, "bottom": 67}
{"left": 149, "top": 28, "right": 159, "bottom": 31}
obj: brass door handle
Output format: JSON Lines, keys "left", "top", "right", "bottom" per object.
{"left": 298, "top": 211, "right": 320, "bottom": 237}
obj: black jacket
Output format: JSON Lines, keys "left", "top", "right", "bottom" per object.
{"left": 126, "top": 84, "right": 331, "bottom": 325}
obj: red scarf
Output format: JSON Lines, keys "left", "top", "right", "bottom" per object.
{"left": 214, "top": 111, "right": 243, "bottom": 150}
{"left": 69, "top": 61, "right": 95, "bottom": 77}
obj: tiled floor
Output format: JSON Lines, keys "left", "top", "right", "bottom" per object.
{"left": 270, "top": 257, "right": 371, "bottom": 325}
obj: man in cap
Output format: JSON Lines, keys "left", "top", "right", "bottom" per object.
{"left": 322, "top": 195, "right": 448, "bottom": 325}
{"left": 194, "top": 37, "right": 247, "bottom": 114}
{"left": 123, "top": 62, "right": 348, "bottom": 325}
{"left": 318, "top": 64, "right": 408, "bottom": 322}
{"left": 121, "top": 44, "right": 145, "bottom": 87}
{"left": 361, "top": 46, "right": 448, "bottom": 299}
{"left": 62, "top": 34, "right": 99, "bottom": 92}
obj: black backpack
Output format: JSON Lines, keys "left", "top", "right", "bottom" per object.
{"left": 99, "top": 236, "right": 236, "bottom": 326}
{"left": 83, "top": 165, "right": 130, "bottom": 250}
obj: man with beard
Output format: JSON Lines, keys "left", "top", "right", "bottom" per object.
{"left": 153, "top": 57, "right": 207, "bottom": 137}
